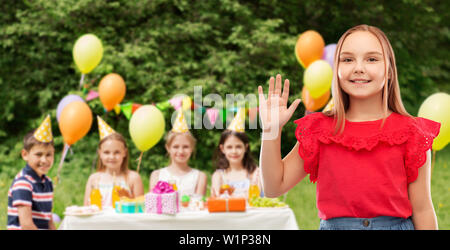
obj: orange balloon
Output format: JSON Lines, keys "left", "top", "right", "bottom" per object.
{"left": 295, "top": 30, "right": 325, "bottom": 68}
{"left": 99, "top": 73, "right": 126, "bottom": 111}
{"left": 58, "top": 101, "right": 93, "bottom": 145}
{"left": 302, "top": 86, "right": 330, "bottom": 111}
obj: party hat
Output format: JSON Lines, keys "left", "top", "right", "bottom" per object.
{"left": 227, "top": 107, "right": 246, "bottom": 132}
{"left": 172, "top": 110, "right": 189, "bottom": 133}
{"left": 33, "top": 115, "right": 53, "bottom": 142}
{"left": 97, "top": 116, "right": 115, "bottom": 140}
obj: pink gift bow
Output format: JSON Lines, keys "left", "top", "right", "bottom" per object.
{"left": 152, "top": 181, "right": 175, "bottom": 194}
{"left": 152, "top": 181, "right": 177, "bottom": 214}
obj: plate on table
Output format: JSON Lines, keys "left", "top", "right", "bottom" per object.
{"left": 64, "top": 206, "right": 103, "bottom": 216}
{"left": 64, "top": 210, "right": 103, "bottom": 216}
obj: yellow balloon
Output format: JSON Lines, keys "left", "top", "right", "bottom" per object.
{"left": 129, "top": 105, "right": 165, "bottom": 152}
{"left": 304, "top": 60, "right": 333, "bottom": 98}
{"left": 73, "top": 34, "right": 103, "bottom": 74}
{"left": 418, "top": 93, "right": 450, "bottom": 151}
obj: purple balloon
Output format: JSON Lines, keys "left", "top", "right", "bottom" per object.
{"left": 56, "top": 94, "right": 85, "bottom": 122}
{"left": 52, "top": 213, "right": 61, "bottom": 223}
{"left": 321, "top": 43, "right": 337, "bottom": 68}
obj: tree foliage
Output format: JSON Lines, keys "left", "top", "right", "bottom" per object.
{"left": 1, "top": 0, "right": 448, "bottom": 176}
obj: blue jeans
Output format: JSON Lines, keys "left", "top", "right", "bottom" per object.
{"left": 319, "top": 216, "right": 415, "bottom": 230}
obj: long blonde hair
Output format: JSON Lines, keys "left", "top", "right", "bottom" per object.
{"left": 96, "top": 133, "right": 130, "bottom": 176}
{"left": 323, "top": 24, "right": 411, "bottom": 135}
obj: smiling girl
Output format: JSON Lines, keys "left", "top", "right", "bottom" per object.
{"left": 258, "top": 25, "right": 441, "bottom": 230}
{"left": 149, "top": 111, "right": 207, "bottom": 197}
{"left": 84, "top": 118, "right": 144, "bottom": 208}
{"left": 211, "top": 108, "right": 263, "bottom": 198}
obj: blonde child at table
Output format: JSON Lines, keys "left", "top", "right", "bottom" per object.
{"left": 258, "top": 24, "right": 440, "bottom": 230}
{"left": 210, "top": 108, "right": 263, "bottom": 198}
{"left": 84, "top": 117, "right": 144, "bottom": 208}
{"left": 149, "top": 111, "right": 207, "bottom": 197}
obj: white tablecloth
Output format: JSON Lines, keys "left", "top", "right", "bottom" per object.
{"left": 59, "top": 207, "right": 299, "bottom": 230}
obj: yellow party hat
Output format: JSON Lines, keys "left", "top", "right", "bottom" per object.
{"left": 33, "top": 115, "right": 53, "bottom": 142}
{"left": 97, "top": 116, "right": 115, "bottom": 140}
{"left": 227, "top": 108, "right": 246, "bottom": 132}
{"left": 172, "top": 110, "right": 189, "bottom": 133}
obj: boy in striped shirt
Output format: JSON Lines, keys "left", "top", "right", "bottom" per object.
{"left": 7, "top": 115, "right": 56, "bottom": 230}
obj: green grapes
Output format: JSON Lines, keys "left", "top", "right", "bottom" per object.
{"left": 249, "top": 197, "right": 287, "bottom": 208}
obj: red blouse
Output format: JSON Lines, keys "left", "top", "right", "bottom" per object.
{"left": 294, "top": 112, "right": 441, "bottom": 220}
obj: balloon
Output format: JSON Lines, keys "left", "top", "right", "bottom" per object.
{"left": 304, "top": 60, "right": 333, "bottom": 98}
{"left": 295, "top": 30, "right": 325, "bottom": 68}
{"left": 418, "top": 93, "right": 450, "bottom": 151}
{"left": 99, "top": 73, "right": 126, "bottom": 111}
{"left": 59, "top": 101, "right": 93, "bottom": 146}
{"left": 56, "top": 95, "right": 85, "bottom": 122}
{"left": 52, "top": 213, "right": 61, "bottom": 224}
{"left": 321, "top": 43, "right": 337, "bottom": 68}
{"left": 129, "top": 105, "right": 165, "bottom": 152}
{"left": 73, "top": 34, "right": 103, "bottom": 74}
{"left": 302, "top": 86, "right": 330, "bottom": 111}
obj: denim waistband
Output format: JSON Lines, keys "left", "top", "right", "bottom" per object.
{"left": 320, "top": 216, "right": 412, "bottom": 229}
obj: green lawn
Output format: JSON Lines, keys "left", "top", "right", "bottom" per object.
{"left": 1, "top": 146, "right": 449, "bottom": 230}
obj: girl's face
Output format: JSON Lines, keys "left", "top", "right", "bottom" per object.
{"left": 338, "top": 31, "right": 387, "bottom": 100}
{"left": 98, "top": 139, "right": 127, "bottom": 171}
{"left": 220, "top": 135, "right": 247, "bottom": 166}
{"left": 166, "top": 134, "right": 193, "bottom": 164}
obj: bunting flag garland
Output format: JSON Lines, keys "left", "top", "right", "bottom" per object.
{"left": 206, "top": 108, "right": 219, "bottom": 126}
{"left": 80, "top": 84, "right": 258, "bottom": 125}
{"left": 86, "top": 90, "right": 99, "bottom": 101}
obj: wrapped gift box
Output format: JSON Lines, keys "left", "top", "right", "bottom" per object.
{"left": 145, "top": 181, "right": 179, "bottom": 214}
{"left": 115, "top": 196, "right": 145, "bottom": 214}
{"left": 207, "top": 197, "right": 246, "bottom": 212}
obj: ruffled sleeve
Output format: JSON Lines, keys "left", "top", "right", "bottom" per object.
{"left": 294, "top": 113, "right": 324, "bottom": 183}
{"left": 404, "top": 117, "right": 441, "bottom": 183}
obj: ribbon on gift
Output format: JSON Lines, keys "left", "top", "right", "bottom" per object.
{"left": 152, "top": 181, "right": 175, "bottom": 214}
{"left": 152, "top": 181, "right": 175, "bottom": 194}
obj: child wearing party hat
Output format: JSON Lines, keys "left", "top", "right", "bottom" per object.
{"left": 149, "top": 110, "right": 208, "bottom": 197}
{"left": 210, "top": 108, "right": 264, "bottom": 198}
{"left": 7, "top": 115, "right": 56, "bottom": 230}
{"left": 83, "top": 116, "right": 144, "bottom": 209}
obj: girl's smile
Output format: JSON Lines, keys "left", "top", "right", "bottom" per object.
{"left": 166, "top": 133, "right": 193, "bottom": 165}
{"left": 338, "top": 31, "right": 386, "bottom": 99}
{"left": 98, "top": 139, "right": 127, "bottom": 170}
{"left": 220, "top": 135, "right": 247, "bottom": 164}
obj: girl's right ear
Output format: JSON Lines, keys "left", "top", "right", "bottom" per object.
{"left": 219, "top": 144, "right": 224, "bottom": 154}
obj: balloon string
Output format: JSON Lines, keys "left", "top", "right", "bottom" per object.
{"left": 56, "top": 143, "right": 70, "bottom": 185}
{"left": 136, "top": 151, "right": 144, "bottom": 173}
{"left": 78, "top": 73, "right": 85, "bottom": 90}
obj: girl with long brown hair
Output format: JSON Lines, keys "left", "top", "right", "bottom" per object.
{"left": 258, "top": 25, "right": 440, "bottom": 230}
